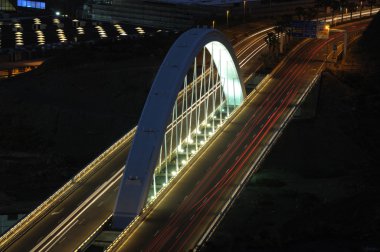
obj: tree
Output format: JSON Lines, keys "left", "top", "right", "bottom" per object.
{"left": 340, "top": 0, "right": 348, "bottom": 22}
{"left": 276, "top": 14, "right": 293, "bottom": 47}
{"left": 295, "top": 7, "right": 306, "bottom": 20}
{"left": 330, "top": 0, "right": 340, "bottom": 25}
{"left": 359, "top": 0, "right": 363, "bottom": 18}
{"left": 367, "top": 0, "right": 376, "bottom": 15}
{"left": 264, "top": 32, "right": 279, "bottom": 56}
{"left": 347, "top": 1, "right": 357, "bottom": 20}
{"left": 318, "top": 0, "right": 333, "bottom": 22}
{"left": 274, "top": 25, "right": 284, "bottom": 54}
{"left": 305, "top": 7, "right": 319, "bottom": 20}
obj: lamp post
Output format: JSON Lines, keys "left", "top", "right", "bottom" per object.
{"left": 243, "top": 0, "right": 247, "bottom": 22}
{"left": 212, "top": 20, "right": 215, "bottom": 29}
{"left": 226, "top": 10, "right": 230, "bottom": 27}
{"left": 360, "top": 1, "right": 363, "bottom": 18}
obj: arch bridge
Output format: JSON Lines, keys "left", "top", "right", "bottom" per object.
{"left": 113, "top": 28, "right": 246, "bottom": 229}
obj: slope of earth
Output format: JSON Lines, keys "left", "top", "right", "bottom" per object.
{"left": 204, "top": 14, "right": 380, "bottom": 252}
{"left": 0, "top": 35, "right": 175, "bottom": 213}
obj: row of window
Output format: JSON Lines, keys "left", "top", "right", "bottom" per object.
{"left": 17, "top": 0, "right": 46, "bottom": 9}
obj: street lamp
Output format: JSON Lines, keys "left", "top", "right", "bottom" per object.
{"left": 226, "top": 10, "right": 230, "bottom": 27}
{"left": 212, "top": 20, "right": 215, "bottom": 29}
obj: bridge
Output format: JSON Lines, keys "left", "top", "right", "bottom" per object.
{"left": 0, "top": 8, "right": 378, "bottom": 252}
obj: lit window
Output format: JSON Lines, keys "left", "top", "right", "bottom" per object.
{"left": 17, "top": 0, "right": 46, "bottom": 9}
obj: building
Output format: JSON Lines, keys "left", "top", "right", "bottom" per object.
{"left": 0, "top": 0, "right": 16, "bottom": 12}
{"left": 83, "top": 0, "right": 231, "bottom": 30}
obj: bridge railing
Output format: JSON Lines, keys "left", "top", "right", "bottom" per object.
{"left": 0, "top": 126, "right": 137, "bottom": 249}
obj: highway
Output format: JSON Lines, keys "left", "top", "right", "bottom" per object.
{"left": 107, "top": 20, "right": 370, "bottom": 251}
{"left": 0, "top": 9, "right": 376, "bottom": 251}
{"left": 0, "top": 25, "right": 275, "bottom": 252}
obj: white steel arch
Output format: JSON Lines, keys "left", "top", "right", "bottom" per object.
{"left": 112, "top": 28, "right": 246, "bottom": 229}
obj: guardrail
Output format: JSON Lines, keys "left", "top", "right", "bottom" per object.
{"left": 0, "top": 126, "right": 137, "bottom": 249}
{"left": 75, "top": 214, "right": 113, "bottom": 251}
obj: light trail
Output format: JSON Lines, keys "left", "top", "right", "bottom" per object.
{"left": 31, "top": 168, "right": 124, "bottom": 252}
{"left": 146, "top": 37, "right": 316, "bottom": 251}
{"left": 136, "top": 23, "right": 368, "bottom": 252}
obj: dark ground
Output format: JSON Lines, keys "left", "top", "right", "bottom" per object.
{"left": 203, "top": 14, "right": 380, "bottom": 252}
{"left": 0, "top": 35, "right": 175, "bottom": 213}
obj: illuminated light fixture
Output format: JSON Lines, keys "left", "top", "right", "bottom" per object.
{"left": 56, "top": 28, "right": 67, "bottom": 43}
{"left": 77, "top": 27, "right": 84, "bottom": 35}
{"left": 14, "top": 23, "right": 24, "bottom": 47}
{"left": 114, "top": 24, "right": 127, "bottom": 36}
{"left": 171, "top": 171, "right": 177, "bottom": 176}
{"left": 191, "top": 149, "right": 196, "bottom": 154}
{"left": 34, "top": 18, "right": 41, "bottom": 24}
{"left": 181, "top": 160, "right": 187, "bottom": 165}
{"left": 136, "top": 26, "right": 145, "bottom": 35}
{"left": 177, "top": 146, "right": 184, "bottom": 153}
{"left": 35, "top": 30, "right": 45, "bottom": 45}
{"left": 95, "top": 25, "right": 108, "bottom": 38}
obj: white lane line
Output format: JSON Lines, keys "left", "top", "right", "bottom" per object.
{"left": 50, "top": 208, "right": 64, "bottom": 216}
{"left": 58, "top": 236, "right": 66, "bottom": 244}
{"left": 31, "top": 167, "right": 124, "bottom": 252}
{"left": 43, "top": 219, "right": 78, "bottom": 251}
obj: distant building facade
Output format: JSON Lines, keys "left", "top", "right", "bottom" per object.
{"left": 83, "top": 0, "right": 231, "bottom": 30}
{"left": 1, "top": 0, "right": 46, "bottom": 13}
{"left": 1, "top": 0, "right": 16, "bottom": 11}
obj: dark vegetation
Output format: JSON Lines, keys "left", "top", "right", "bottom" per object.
{"left": 204, "top": 14, "right": 380, "bottom": 252}
{"left": 0, "top": 34, "right": 176, "bottom": 213}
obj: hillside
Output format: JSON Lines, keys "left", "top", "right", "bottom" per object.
{"left": 0, "top": 35, "right": 175, "bottom": 212}
{"left": 204, "top": 14, "right": 380, "bottom": 252}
